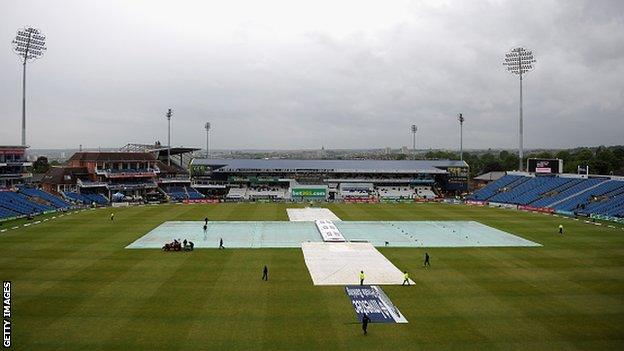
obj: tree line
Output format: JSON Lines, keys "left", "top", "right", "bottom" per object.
{"left": 419, "top": 145, "right": 624, "bottom": 177}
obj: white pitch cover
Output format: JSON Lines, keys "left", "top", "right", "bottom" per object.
{"left": 315, "top": 219, "right": 346, "bottom": 242}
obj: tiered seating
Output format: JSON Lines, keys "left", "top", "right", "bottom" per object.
{"left": 247, "top": 186, "right": 286, "bottom": 199}
{"left": 186, "top": 187, "right": 205, "bottom": 200}
{"left": 18, "top": 186, "right": 71, "bottom": 209}
{"left": 468, "top": 175, "right": 523, "bottom": 201}
{"left": 226, "top": 187, "right": 247, "bottom": 199}
{"left": 580, "top": 193, "right": 624, "bottom": 216}
{"left": 0, "top": 191, "right": 53, "bottom": 216}
{"left": 601, "top": 194, "right": 624, "bottom": 217}
{"left": 468, "top": 174, "right": 624, "bottom": 217}
{"left": 0, "top": 207, "right": 20, "bottom": 220}
{"left": 64, "top": 192, "right": 89, "bottom": 204}
{"left": 416, "top": 186, "right": 436, "bottom": 199}
{"left": 165, "top": 186, "right": 187, "bottom": 201}
{"left": 531, "top": 178, "right": 604, "bottom": 207}
{"left": 493, "top": 177, "right": 574, "bottom": 205}
{"left": 340, "top": 189, "right": 371, "bottom": 198}
{"left": 555, "top": 180, "right": 624, "bottom": 212}
{"left": 575, "top": 182, "right": 624, "bottom": 215}
{"left": 377, "top": 186, "right": 414, "bottom": 199}
{"left": 83, "top": 193, "right": 109, "bottom": 205}
{"left": 64, "top": 192, "right": 108, "bottom": 205}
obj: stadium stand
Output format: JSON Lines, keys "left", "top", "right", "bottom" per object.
{"left": 0, "top": 190, "right": 53, "bottom": 216}
{"left": 18, "top": 186, "right": 71, "bottom": 209}
{"left": 63, "top": 191, "right": 108, "bottom": 205}
{"left": 186, "top": 187, "right": 205, "bottom": 200}
{"left": 469, "top": 173, "right": 624, "bottom": 218}
{"left": 416, "top": 186, "right": 437, "bottom": 199}
{"left": 247, "top": 186, "right": 287, "bottom": 200}
{"left": 162, "top": 186, "right": 205, "bottom": 201}
{"left": 377, "top": 186, "right": 414, "bottom": 199}
{"left": 340, "top": 183, "right": 374, "bottom": 199}
{"left": 0, "top": 207, "right": 20, "bottom": 220}
{"left": 531, "top": 178, "right": 605, "bottom": 208}
{"left": 226, "top": 187, "right": 247, "bottom": 200}
{"left": 192, "top": 158, "right": 470, "bottom": 201}
{"left": 554, "top": 180, "right": 624, "bottom": 212}
{"left": 468, "top": 175, "right": 524, "bottom": 201}
{"left": 579, "top": 193, "right": 624, "bottom": 216}
{"left": 83, "top": 193, "right": 109, "bottom": 205}
{"left": 63, "top": 191, "right": 88, "bottom": 204}
{"left": 488, "top": 176, "right": 573, "bottom": 205}
{"left": 163, "top": 186, "right": 188, "bottom": 201}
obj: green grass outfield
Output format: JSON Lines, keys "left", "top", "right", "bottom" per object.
{"left": 1, "top": 203, "right": 624, "bottom": 350}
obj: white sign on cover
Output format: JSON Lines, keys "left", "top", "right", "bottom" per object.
{"left": 315, "top": 219, "right": 346, "bottom": 242}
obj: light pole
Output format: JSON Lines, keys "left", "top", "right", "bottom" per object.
{"left": 166, "top": 108, "right": 172, "bottom": 166}
{"left": 410, "top": 124, "right": 417, "bottom": 157}
{"left": 12, "top": 27, "right": 47, "bottom": 146}
{"left": 503, "top": 47, "right": 536, "bottom": 171}
{"left": 458, "top": 113, "right": 465, "bottom": 161}
{"left": 205, "top": 122, "right": 211, "bottom": 158}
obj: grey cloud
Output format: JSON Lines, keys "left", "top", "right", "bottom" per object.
{"left": 0, "top": 0, "right": 622, "bottom": 150}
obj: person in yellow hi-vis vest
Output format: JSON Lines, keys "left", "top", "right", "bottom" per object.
{"left": 359, "top": 271, "right": 365, "bottom": 285}
{"left": 402, "top": 271, "right": 410, "bottom": 286}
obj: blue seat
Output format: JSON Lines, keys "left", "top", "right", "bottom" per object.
{"left": 18, "top": 186, "right": 71, "bottom": 209}
{"left": 468, "top": 175, "right": 525, "bottom": 201}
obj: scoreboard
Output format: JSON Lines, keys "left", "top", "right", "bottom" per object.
{"left": 527, "top": 158, "right": 563, "bottom": 174}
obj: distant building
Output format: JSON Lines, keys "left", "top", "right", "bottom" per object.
{"left": 0, "top": 145, "right": 31, "bottom": 188}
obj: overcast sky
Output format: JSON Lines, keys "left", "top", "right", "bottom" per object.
{"left": 1, "top": 0, "right": 623, "bottom": 150}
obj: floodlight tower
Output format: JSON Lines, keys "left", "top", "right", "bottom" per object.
{"left": 503, "top": 47, "right": 536, "bottom": 171}
{"left": 12, "top": 27, "right": 47, "bottom": 146}
{"left": 410, "top": 124, "right": 417, "bottom": 156}
{"left": 458, "top": 113, "right": 465, "bottom": 161}
{"left": 166, "top": 108, "right": 172, "bottom": 166}
{"left": 205, "top": 122, "right": 211, "bottom": 158}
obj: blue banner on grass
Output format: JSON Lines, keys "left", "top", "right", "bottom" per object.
{"left": 344, "top": 285, "right": 408, "bottom": 324}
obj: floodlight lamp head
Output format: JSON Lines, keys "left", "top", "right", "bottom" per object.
{"left": 411, "top": 124, "right": 417, "bottom": 133}
{"left": 205, "top": 122, "right": 211, "bottom": 131}
{"left": 458, "top": 113, "right": 465, "bottom": 123}
{"left": 503, "top": 46, "right": 536, "bottom": 75}
{"left": 12, "top": 27, "right": 47, "bottom": 62}
{"left": 166, "top": 108, "right": 173, "bottom": 120}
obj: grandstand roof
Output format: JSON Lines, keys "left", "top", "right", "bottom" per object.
{"left": 191, "top": 158, "right": 467, "bottom": 174}
{"left": 474, "top": 171, "right": 507, "bottom": 182}
{"left": 68, "top": 152, "right": 157, "bottom": 162}
{"left": 0, "top": 145, "right": 28, "bottom": 149}
{"left": 153, "top": 147, "right": 199, "bottom": 156}
{"left": 119, "top": 143, "right": 199, "bottom": 156}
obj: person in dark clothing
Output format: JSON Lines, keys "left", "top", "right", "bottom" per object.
{"left": 219, "top": 238, "right": 224, "bottom": 249}
{"left": 362, "top": 314, "right": 371, "bottom": 335}
{"left": 203, "top": 224, "right": 208, "bottom": 233}
{"left": 189, "top": 241, "right": 194, "bottom": 251}
{"left": 424, "top": 252, "right": 430, "bottom": 267}
{"left": 558, "top": 224, "right": 563, "bottom": 235}
{"left": 204, "top": 217, "right": 208, "bottom": 226}
{"left": 262, "top": 265, "right": 268, "bottom": 281}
